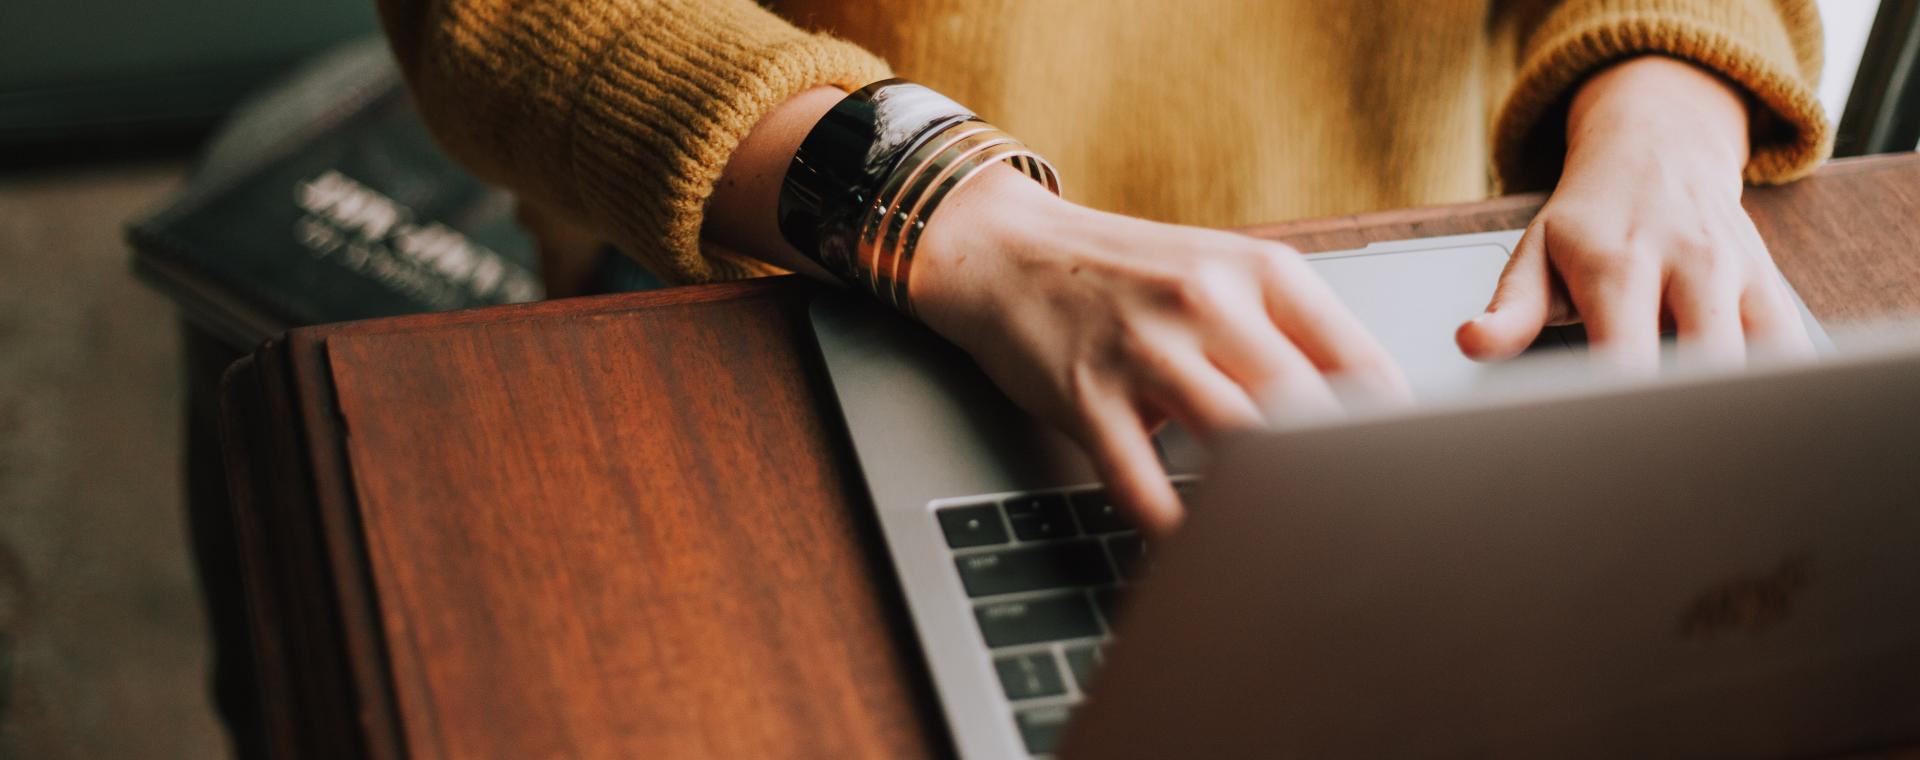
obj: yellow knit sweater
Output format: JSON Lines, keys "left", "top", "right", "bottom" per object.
{"left": 375, "top": 0, "right": 1830, "bottom": 284}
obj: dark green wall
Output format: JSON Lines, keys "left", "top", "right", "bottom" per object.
{"left": 0, "top": 0, "right": 379, "bottom": 148}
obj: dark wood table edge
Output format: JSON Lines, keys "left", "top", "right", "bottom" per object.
{"left": 222, "top": 339, "right": 406, "bottom": 760}
{"left": 215, "top": 152, "right": 1918, "bottom": 760}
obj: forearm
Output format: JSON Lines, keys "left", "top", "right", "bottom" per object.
{"left": 701, "top": 87, "right": 847, "bottom": 279}
{"left": 1565, "top": 56, "right": 1749, "bottom": 185}
{"left": 1559, "top": 54, "right": 1758, "bottom": 190}
{"left": 375, "top": 0, "right": 890, "bottom": 283}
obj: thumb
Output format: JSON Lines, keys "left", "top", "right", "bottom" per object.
{"left": 1457, "top": 225, "right": 1553, "bottom": 362}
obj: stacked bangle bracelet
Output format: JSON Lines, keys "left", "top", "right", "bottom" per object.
{"left": 778, "top": 79, "right": 1060, "bottom": 315}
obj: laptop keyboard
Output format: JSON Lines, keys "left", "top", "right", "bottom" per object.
{"left": 933, "top": 479, "right": 1193, "bottom": 756}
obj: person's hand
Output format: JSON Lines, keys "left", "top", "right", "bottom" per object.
{"left": 1457, "top": 56, "right": 1814, "bottom": 371}
{"left": 912, "top": 166, "right": 1410, "bottom": 535}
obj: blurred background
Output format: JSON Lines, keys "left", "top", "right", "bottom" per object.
{"left": 0, "top": 1, "right": 1912, "bottom": 758}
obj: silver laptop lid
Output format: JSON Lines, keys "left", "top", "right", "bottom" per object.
{"left": 1064, "top": 335, "right": 1920, "bottom": 758}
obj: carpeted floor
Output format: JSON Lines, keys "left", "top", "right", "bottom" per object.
{"left": 0, "top": 161, "right": 228, "bottom": 760}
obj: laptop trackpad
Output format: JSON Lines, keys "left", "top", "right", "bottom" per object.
{"left": 1308, "top": 243, "right": 1540, "bottom": 397}
{"left": 1161, "top": 242, "right": 1523, "bottom": 474}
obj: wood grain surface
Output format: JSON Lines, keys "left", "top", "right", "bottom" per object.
{"left": 221, "top": 154, "right": 1920, "bottom": 760}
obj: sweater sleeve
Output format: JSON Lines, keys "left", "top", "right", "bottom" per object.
{"left": 375, "top": 0, "right": 892, "bottom": 283}
{"left": 1489, "top": 0, "right": 1831, "bottom": 192}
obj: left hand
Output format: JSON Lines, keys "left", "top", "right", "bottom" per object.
{"left": 1456, "top": 56, "right": 1814, "bottom": 371}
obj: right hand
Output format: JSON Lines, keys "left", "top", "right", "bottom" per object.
{"left": 912, "top": 166, "right": 1410, "bottom": 535}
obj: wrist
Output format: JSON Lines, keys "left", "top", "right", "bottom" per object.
{"left": 1566, "top": 56, "right": 1750, "bottom": 175}
{"left": 770, "top": 78, "right": 1060, "bottom": 315}
{"left": 910, "top": 163, "right": 1073, "bottom": 322}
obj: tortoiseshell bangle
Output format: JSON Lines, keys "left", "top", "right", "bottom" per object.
{"left": 778, "top": 78, "right": 973, "bottom": 287}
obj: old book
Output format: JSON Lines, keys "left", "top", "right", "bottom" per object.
{"left": 128, "top": 39, "right": 547, "bottom": 351}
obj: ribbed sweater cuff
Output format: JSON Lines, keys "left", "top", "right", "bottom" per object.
{"left": 570, "top": 4, "right": 891, "bottom": 283}
{"left": 1494, "top": 0, "right": 1832, "bottom": 192}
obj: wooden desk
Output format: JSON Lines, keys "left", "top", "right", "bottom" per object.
{"left": 220, "top": 154, "right": 1920, "bottom": 760}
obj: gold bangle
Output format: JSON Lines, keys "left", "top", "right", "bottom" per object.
{"left": 850, "top": 119, "right": 1060, "bottom": 315}
{"left": 874, "top": 137, "right": 1024, "bottom": 309}
{"left": 884, "top": 143, "right": 1053, "bottom": 313}
{"left": 856, "top": 123, "right": 1003, "bottom": 300}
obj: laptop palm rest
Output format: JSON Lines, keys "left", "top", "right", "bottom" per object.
{"left": 811, "top": 235, "right": 1531, "bottom": 493}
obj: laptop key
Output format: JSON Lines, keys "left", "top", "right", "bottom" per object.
{"left": 1068, "top": 489, "right": 1131, "bottom": 534}
{"left": 936, "top": 503, "right": 1010, "bottom": 548}
{"left": 993, "top": 651, "right": 1067, "bottom": 701}
{"left": 1016, "top": 704, "right": 1074, "bottom": 755}
{"left": 955, "top": 540, "right": 1114, "bottom": 598}
{"left": 975, "top": 595, "right": 1102, "bottom": 648}
{"left": 1003, "top": 493, "right": 1077, "bottom": 541}
{"left": 1063, "top": 644, "right": 1103, "bottom": 692}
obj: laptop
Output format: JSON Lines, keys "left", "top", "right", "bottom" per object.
{"left": 807, "top": 230, "right": 1917, "bottom": 757}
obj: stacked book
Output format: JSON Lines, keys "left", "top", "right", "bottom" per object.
{"left": 128, "top": 38, "right": 611, "bottom": 351}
